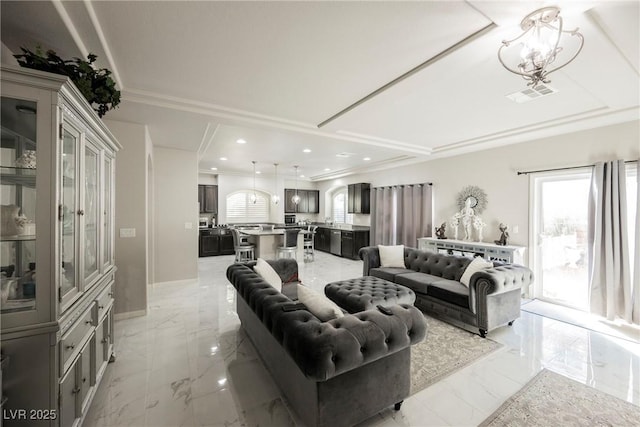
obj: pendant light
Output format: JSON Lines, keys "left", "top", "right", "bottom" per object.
{"left": 250, "top": 161, "right": 257, "bottom": 204}
{"left": 292, "top": 165, "right": 301, "bottom": 205}
{"left": 272, "top": 163, "right": 280, "bottom": 205}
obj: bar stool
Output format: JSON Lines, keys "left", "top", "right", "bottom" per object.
{"left": 303, "top": 225, "right": 317, "bottom": 262}
{"left": 277, "top": 229, "right": 299, "bottom": 259}
{"left": 231, "top": 228, "right": 255, "bottom": 262}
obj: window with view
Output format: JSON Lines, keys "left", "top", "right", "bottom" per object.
{"left": 226, "top": 190, "right": 270, "bottom": 223}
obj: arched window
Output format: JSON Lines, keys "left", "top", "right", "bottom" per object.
{"left": 226, "top": 190, "right": 270, "bottom": 223}
{"left": 332, "top": 188, "right": 352, "bottom": 224}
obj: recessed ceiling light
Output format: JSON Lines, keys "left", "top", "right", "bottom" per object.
{"left": 256, "top": 171, "right": 261, "bottom": 174}
{"left": 236, "top": 139, "right": 246, "bottom": 144}
{"left": 220, "top": 157, "right": 227, "bottom": 161}
{"left": 300, "top": 175, "right": 305, "bottom": 178}
{"left": 324, "top": 168, "right": 331, "bottom": 171}
{"left": 363, "top": 157, "right": 371, "bottom": 161}
{"left": 303, "top": 149, "right": 311, "bottom": 153}
{"left": 210, "top": 167, "right": 218, "bottom": 170}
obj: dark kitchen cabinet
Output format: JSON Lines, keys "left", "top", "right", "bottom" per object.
{"left": 198, "top": 185, "right": 218, "bottom": 214}
{"left": 340, "top": 230, "right": 370, "bottom": 260}
{"left": 199, "top": 230, "right": 220, "bottom": 257}
{"left": 219, "top": 233, "right": 234, "bottom": 255}
{"left": 314, "top": 227, "right": 331, "bottom": 252}
{"left": 341, "top": 232, "right": 354, "bottom": 259}
{"left": 307, "top": 190, "right": 319, "bottom": 213}
{"left": 348, "top": 183, "right": 370, "bottom": 214}
{"left": 284, "top": 188, "right": 320, "bottom": 213}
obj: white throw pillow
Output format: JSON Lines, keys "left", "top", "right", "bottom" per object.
{"left": 297, "top": 284, "right": 344, "bottom": 321}
{"left": 378, "top": 245, "right": 405, "bottom": 268}
{"left": 460, "top": 257, "right": 494, "bottom": 287}
{"left": 254, "top": 258, "right": 282, "bottom": 292}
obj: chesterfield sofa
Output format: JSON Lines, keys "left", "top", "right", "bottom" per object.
{"left": 226, "top": 259, "right": 427, "bottom": 427}
{"left": 359, "top": 246, "right": 534, "bottom": 337}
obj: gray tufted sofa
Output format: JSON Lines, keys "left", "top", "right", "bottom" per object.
{"left": 226, "top": 260, "right": 427, "bottom": 427}
{"left": 359, "top": 246, "right": 534, "bottom": 337}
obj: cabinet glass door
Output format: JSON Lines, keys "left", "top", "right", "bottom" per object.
{"left": 0, "top": 97, "right": 37, "bottom": 314}
{"left": 83, "top": 141, "right": 100, "bottom": 286}
{"left": 102, "top": 155, "right": 113, "bottom": 269}
{"left": 60, "top": 124, "right": 80, "bottom": 305}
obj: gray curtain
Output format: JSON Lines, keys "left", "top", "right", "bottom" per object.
{"left": 371, "top": 184, "right": 432, "bottom": 246}
{"left": 587, "top": 160, "right": 633, "bottom": 322}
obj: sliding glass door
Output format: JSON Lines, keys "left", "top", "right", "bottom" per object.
{"left": 531, "top": 170, "right": 591, "bottom": 310}
{"left": 530, "top": 164, "right": 638, "bottom": 311}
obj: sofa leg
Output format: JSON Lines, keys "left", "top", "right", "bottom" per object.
{"left": 479, "top": 329, "right": 487, "bottom": 338}
{"left": 394, "top": 401, "right": 403, "bottom": 411}
{"left": 508, "top": 320, "right": 515, "bottom": 326}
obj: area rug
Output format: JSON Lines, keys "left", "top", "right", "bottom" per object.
{"left": 410, "top": 315, "right": 502, "bottom": 394}
{"left": 479, "top": 369, "right": 640, "bottom": 426}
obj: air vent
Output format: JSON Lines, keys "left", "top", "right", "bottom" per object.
{"left": 506, "top": 84, "right": 558, "bottom": 103}
{"left": 336, "top": 152, "right": 355, "bottom": 158}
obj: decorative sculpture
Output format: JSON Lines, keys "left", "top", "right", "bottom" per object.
{"left": 494, "top": 223, "right": 510, "bottom": 246}
{"left": 435, "top": 222, "right": 447, "bottom": 239}
{"left": 449, "top": 213, "right": 460, "bottom": 240}
{"left": 460, "top": 197, "right": 475, "bottom": 241}
{"left": 473, "top": 217, "right": 486, "bottom": 242}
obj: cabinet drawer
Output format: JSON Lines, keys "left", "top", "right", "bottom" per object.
{"left": 95, "top": 282, "right": 114, "bottom": 321}
{"left": 61, "top": 308, "right": 94, "bottom": 373}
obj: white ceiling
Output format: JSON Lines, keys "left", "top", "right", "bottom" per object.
{"left": 2, "top": 1, "right": 638, "bottom": 181}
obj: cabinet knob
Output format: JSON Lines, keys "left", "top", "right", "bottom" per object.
{"left": 77, "top": 210, "right": 85, "bottom": 216}
{"left": 72, "top": 387, "right": 80, "bottom": 394}
{"left": 85, "top": 320, "right": 93, "bottom": 326}
{"left": 101, "top": 338, "right": 108, "bottom": 343}
{"left": 98, "top": 305, "right": 104, "bottom": 310}
{"left": 66, "top": 344, "right": 75, "bottom": 350}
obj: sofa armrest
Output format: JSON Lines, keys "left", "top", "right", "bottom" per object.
{"left": 468, "top": 265, "right": 534, "bottom": 312}
{"left": 359, "top": 246, "right": 381, "bottom": 276}
{"left": 277, "top": 304, "right": 426, "bottom": 381}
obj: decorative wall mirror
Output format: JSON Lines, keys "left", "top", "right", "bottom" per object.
{"left": 456, "top": 185, "right": 488, "bottom": 214}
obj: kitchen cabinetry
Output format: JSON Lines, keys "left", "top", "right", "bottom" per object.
{"left": 198, "top": 229, "right": 234, "bottom": 257}
{"left": 284, "top": 189, "right": 319, "bottom": 214}
{"left": 198, "top": 185, "right": 218, "bottom": 214}
{"left": 340, "top": 230, "right": 370, "bottom": 260}
{"left": 314, "top": 226, "right": 369, "bottom": 259}
{"left": 314, "top": 227, "right": 330, "bottom": 252}
{"left": 348, "top": 183, "right": 371, "bottom": 214}
{"left": 1, "top": 66, "right": 120, "bottom": 427}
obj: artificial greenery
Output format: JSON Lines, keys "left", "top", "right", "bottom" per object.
{"left": 14, "top": 47, "right": 121, "bottom": 118}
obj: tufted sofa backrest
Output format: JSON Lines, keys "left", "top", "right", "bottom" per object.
{"left": 405, "top": 250, "right": 472, "bottom": 281}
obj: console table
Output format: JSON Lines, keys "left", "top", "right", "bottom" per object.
{"left": 417, "top": 237, "right": 526, "bottom": 264}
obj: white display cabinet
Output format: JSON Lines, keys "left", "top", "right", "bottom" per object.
{"left": 1, "top": 66, "right": 120, "bottom": 427}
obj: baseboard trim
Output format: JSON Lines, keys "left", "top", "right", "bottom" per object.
{"left": 114, "top": 309, "right": 147, "bottom": 320}
{"left": 149, "top": 278, "right": 198, "bottom": 287}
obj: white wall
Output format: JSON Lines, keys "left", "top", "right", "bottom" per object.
{"left": 198, "top": 172, "right": 218, "bottom": 185}
{"left": 154, "top": 147, "right": 198, "bottom": 282}
{"left": 318, "top": 120, "right": 639, "bottom": 248}
{"left": 104, "top": 119, "right": 149, "bottom": 315}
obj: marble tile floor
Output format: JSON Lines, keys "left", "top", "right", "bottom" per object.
{"left": 85, "top": 252, "right": 640, "bottom": 427}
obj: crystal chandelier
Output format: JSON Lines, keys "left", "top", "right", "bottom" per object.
{"left": 272, "top": 163, "right": 280, "bottom": 205}
{"left": 291, "top": 165, "right": 301, "bottom": 205}
{"left": 498, "top": 6, "right": 584, "bottom": 87}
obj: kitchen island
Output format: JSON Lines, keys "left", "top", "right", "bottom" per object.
{"left": 241, "top": 228, "right": 305, "bottom": 259}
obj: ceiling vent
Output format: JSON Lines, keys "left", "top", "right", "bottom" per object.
{"left": 336, "top": 152, "right": 355, "bottom": 158}
{"left": 506, "top": 84, "right": 558, "bottom": 103}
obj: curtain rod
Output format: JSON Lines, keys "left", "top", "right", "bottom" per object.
{"left": 517, "top": 160, "right": 637, "bottom": 176}
{"left": 373, "top": 183, "right": 432, "bottom": 189}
